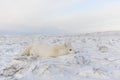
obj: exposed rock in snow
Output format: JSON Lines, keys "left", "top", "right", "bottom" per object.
{"left": 0, "top": 31, "right": 120, "bottom": 80}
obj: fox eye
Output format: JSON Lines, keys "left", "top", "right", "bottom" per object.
{"left": 69, "top": 49, "right": 72, "bottom": 51}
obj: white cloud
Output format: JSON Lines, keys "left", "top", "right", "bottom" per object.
{"left": 0, "top": 0, "right": 84, "bottom": 25}
{"left": 45, "top": 2, "right": 120, "bottom": 33}
{"left": 0, "top": 0, "right": 120, "bottom": 34}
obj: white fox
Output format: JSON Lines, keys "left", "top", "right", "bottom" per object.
{"left": 22, "top": 42, "right": 73, "bottom": 57}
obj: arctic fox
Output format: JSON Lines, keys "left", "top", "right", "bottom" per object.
{"left": 22, "top": 42, "right": 73, "bottom": 57}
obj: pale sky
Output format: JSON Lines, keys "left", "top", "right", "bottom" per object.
{"left": 0, "top": 0, "right": 120, "bottom": 34}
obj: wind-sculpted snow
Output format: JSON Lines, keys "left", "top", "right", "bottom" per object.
{"left": 0, "top": 32, "right": 120, "bottom": 80}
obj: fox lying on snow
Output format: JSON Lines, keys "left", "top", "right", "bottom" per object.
{"left": 22, "top": 42, "right": 73, "bottom": 57}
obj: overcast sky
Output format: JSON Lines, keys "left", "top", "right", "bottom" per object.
{"left": 0, "top": 0, "right": 120, "bottom": 34}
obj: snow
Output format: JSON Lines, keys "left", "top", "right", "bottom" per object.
{"left": 0, "top": 31, "right": 120, "bottom": 80}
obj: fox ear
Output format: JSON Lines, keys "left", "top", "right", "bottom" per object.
{"left": 64, "top": 41, "right": 71, "bottom": 47}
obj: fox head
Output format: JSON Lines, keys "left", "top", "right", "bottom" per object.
{"left": 63, "top": 42, "right": 74, "bottom": 54}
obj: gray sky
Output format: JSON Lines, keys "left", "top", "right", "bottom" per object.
{"left": 0, "top": 0, "right": 120, "bottom": 34}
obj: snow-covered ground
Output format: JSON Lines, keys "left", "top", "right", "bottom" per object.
{"left": 0, "top": 31, "right": 120, "bottom": 80}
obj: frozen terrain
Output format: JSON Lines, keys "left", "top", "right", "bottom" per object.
{"left": 0, "top": 31, "right": 120, "bottom": 80}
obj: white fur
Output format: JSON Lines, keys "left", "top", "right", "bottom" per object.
{"left": 22, "top": 42, "right": 73, "bottom": 57}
